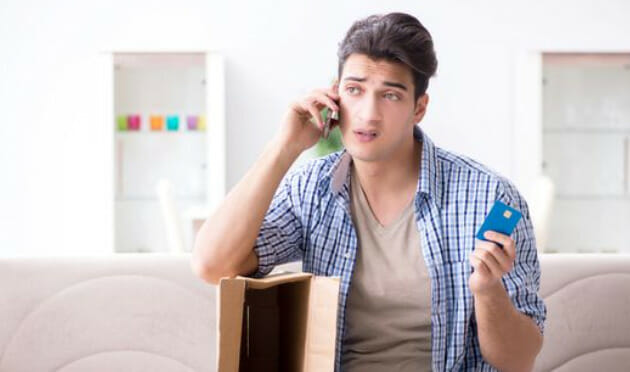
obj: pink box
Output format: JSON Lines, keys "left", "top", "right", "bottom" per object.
{"left": 127, "top": 115, "right": 141, "bottom": 130}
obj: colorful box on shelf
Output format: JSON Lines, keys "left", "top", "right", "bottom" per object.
{"left": 150, "top": 115, "right": 164, "bottom": 131}
{"left": 127, "top": 115, "right": 141, "bottom": 130}
{"left": 186, "top": 115, "right": 198, "bottom": 130}
{"left": 116, "top": 114, "right": 204, "bottom": 132}
{"left": 116, "top": 115, "right": 127, "bottom": 131}
{"left": 166, "top": 115, "right": 179, "bottom": 131}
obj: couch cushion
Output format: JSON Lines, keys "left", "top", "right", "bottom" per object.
{"left": 0, "top": 254, "right": 216, "bottom": 372}
{"left": 535, "top": 254, "right": 630, "bottom": 372}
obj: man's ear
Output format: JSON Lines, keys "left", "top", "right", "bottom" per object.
{"left": 413, "top": 93, "right": 429, "bottom": 122}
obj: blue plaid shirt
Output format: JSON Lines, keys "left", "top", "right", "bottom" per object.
{"left": 250, "top": 126, "right": 546, "bottom": 371}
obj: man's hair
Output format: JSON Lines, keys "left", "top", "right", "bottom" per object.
{"left": 337, "top": 12, "right": 438, "bottom": 101}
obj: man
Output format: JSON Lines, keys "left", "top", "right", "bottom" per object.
{"left": 192, "top": 12, "right": 546, "bottom": 372}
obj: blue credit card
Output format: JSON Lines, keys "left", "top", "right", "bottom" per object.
{"left": 476, "top": 200, "right": 523, "bottom": 242}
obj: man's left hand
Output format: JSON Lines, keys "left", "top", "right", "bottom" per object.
{"left": 469, "top": 231, "right": 516, "bottom": 296}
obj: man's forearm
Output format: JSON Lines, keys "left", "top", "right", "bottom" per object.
{"left": 474, "top": 283, "right": 543, "bottom": 372}
{"left": 192, "top": 138, "right": 300, "bottom": 283}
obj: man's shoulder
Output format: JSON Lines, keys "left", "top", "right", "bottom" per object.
{"left": 434, "top": 146, "right": 519, "bottom": 199}
{"left": 279, "top": 150, "right": 345, "bottom": 199}
{"left": 286, "top": 150, "right": 344, "bottom": 183}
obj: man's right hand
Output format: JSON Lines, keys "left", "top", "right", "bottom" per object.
{"left": 274, "top": 85, "right": 340, "bottom": 156}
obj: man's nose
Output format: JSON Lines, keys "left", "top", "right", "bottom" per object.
{"left": 357, "top": 94, "right": 382, "bottom": 124}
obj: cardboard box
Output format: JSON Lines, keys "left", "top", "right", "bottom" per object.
{"left": 216, "top": 272, "right": 341, "bottom": 372}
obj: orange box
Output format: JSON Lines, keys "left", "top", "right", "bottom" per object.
{"left": 150, "top": 115, "right": 164, "bottom": 131}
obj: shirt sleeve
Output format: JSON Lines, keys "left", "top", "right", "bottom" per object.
{"left": 247, "top": 168, "right": 305, "bottom": 278}
{"left": 497, "top": 179, "right": 547, "bottom": 334}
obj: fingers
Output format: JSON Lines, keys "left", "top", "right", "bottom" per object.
{"left": 483, "top": 231, "right": 516, "bottom": 261}
{"left": 470, "top": 254, "right": 490, "bottom": 275}
{"left": 314, "top": 89, "right": 340, "bottom": 112}
{"left": 477, "top": 240, "right": 514, "bottom": 273}
{"left": 326, "top": 88, "right": 340, "bottom": 102}
{"left": 472, "top": 243, "right": 504, "bottom": 277}
{"left": 300, "top": 89, "right": 340, "bottom": 129}
{"left": 303, "top": 99, "right": 325, "bottom": 128}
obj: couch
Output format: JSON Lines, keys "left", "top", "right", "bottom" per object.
{"left": 0, "top": 254, "right": 628, "bottom": 371}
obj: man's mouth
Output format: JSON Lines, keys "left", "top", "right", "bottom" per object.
{"left": 353, "top": 129, "right": 378, "bottom": 136}
{"left": 353, "top": 129, "right": 378, "bottom": 142}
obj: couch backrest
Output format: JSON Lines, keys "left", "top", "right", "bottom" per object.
{"left": 1, "top": 254, "right": 629, "bottom": 372}
{"left": 535, "top": 254, "right": 630, "bottom": 372}
{"left": 0, "top": 254, "right": 216, "bottom": 372}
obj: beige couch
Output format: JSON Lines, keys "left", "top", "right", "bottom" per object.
{"left": 0, "top": 254, "right": 628, "bottom": 371}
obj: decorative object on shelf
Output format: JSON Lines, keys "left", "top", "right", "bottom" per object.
{"left": 150, "top": 115, "right": 164, "bottom": 131}
{"left": 186, "top": 115, "right": 198, "bottom": 131}
{"left": 116, "top": 115, "right": 127, "bottom": 131}
{"left": 197, "top": 115, "right": 206, "bottom": 131}
{"left": 166, "top": 115, "right": 179, "bottom": 131}
{"left": 127, "top": 114, "right": 141, "bottom": 131}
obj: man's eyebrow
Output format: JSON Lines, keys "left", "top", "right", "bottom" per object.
{"left": 342, "top": 76, "right": 408, "bottom": 91}
{"left": 343, "top": 76, "right": 367, "bottom": 83}
{"left": 383, "top": 81, "right": 408, "bottom": 91}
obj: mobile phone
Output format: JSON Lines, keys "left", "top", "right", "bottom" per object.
{"left": 321, "top": 105, "right": 340, "bottom": 139}
{"left": 475, "top": 200, "right": 523, "bottom": 245}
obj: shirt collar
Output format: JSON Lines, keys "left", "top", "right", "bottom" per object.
{"left": 323, "top": 125, "right": 444, "bottom": 208}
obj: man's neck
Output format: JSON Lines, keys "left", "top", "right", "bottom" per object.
{"left": 352, "top": 137, "right": 422, "bottom": 206}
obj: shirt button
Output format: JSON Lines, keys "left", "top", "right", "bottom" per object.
{"left": 344, "top": 251, "right": 351, "bottom": 259}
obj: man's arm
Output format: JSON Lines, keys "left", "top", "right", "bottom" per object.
{"left": 472, "top": 263, "right": 543, "bottom": 371}
{"left": 191, "top": 87, "right": 340, "bottom": 285}
{"left": 191, "top": 141, "right": 300, "bottom": 285}
{"left": 470, "top": 230, "right": 544, "bottom": 372}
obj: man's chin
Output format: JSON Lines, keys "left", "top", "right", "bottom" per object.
{"left": 345, "top": 145, "right": 384, "bottom": 163}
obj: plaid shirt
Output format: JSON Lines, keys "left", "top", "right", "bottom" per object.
{"left": 250, "top": 125, "right": 546, "bottom": 371}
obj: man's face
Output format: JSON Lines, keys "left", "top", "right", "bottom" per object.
{"left": 336, "top": 53, "right": 429, "bottom": 163}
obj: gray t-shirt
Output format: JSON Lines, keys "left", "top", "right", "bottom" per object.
{"left": 342, "top": 165, "right": 432, "bottom": 372}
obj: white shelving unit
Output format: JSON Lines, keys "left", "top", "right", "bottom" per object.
{"left": 108, "top": 51, "right": 226, "bottom": 253}
{"left": 541, "top": 53, "right": 630, "bottom": 253}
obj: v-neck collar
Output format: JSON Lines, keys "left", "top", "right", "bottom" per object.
{"left": 350, "top": 164, "right": 415, "bottom": 234}
{"left": 321, "top": 125, "right": 444, "bottom": 212}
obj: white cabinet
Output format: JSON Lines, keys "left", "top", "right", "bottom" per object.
{"left": 542, "top": 53, "right": 630, "bottom": 253}
{"left": 110, "top": 52, "right": 225, "bottom": 253}
{"left": 543, "top": 133, "right": 626, "bottom": 196}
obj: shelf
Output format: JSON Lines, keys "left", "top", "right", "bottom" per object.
{"left": 543, "top": 127, "right": 630, "bottom": 133}
{"left": 115, "top": 130, "right": 205, "bottom": 135}
{"left": 115, "top": 196, "right": 205, "bottom": 202}
{"left": 554, "top": 194, "right": 630, "bottom": 200}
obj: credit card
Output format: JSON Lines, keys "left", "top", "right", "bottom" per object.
{"left": 475, "top": 200, "right": 523, "bottom": 243}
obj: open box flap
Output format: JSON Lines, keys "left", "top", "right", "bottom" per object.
{"left": 237, "top": 272, "right": 313, "bottom": 290}
{"left": 216, "top": 278, "right": 246, "bottom": 372}
{"left": 303, "top": 276, "right": 341, "bottom": 372}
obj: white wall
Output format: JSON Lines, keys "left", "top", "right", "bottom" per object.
{"left": 2, "top": 0, "right": 630, "bottom": 255}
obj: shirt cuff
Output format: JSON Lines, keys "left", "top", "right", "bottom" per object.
{"left": 249, "top": 234, "right": 277, "bottom": 278}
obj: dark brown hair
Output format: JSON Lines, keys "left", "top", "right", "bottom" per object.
{"left": 337, "top": 12, "right": 438, "bottom": 101}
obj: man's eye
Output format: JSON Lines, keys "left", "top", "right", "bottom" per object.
{"left": 346, "top": 86, "right": 360, "bottom": 95}
{"left": 384, "top": 93, "right": 400, "bottom": 101}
